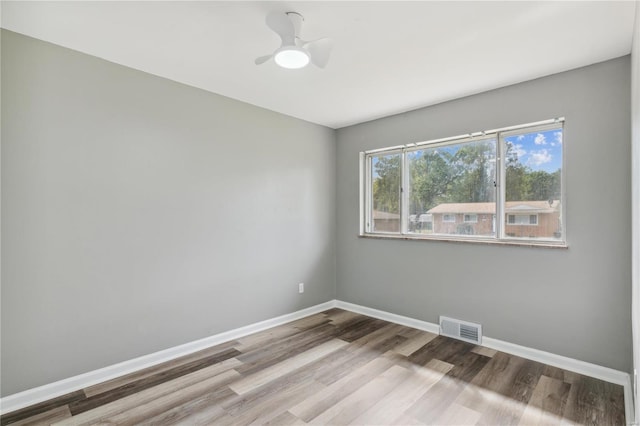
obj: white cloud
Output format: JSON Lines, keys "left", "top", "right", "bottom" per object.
{"left": 554, "top": 131, "right": 563, "bottom": 145}
{"left": 513, "top": 144, "right": 527, "bottom": 159}
{"left": 517, "top": 135, "right": 525, "bottom": 141}
{"left": 534, "top": 133, "right": 547, "bottom": 145}
{"left": 529, "top": 149, "right": 552, "bottom": 166}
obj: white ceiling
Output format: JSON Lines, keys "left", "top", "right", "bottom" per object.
{"left": 1, "top": 1, "right": 637, "bottom": 129}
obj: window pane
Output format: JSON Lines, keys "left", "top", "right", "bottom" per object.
{"left": 407, "top": 139, "right": 496, "bottom": 236}
{"left": 504, "top": 128, "right": 562, "bottom": 240}
{"left": 371, "top": 153, "right": 401, "bottom": 232}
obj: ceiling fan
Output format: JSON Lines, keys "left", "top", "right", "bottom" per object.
{"left": 255, "top": 11, "right": 332, "bottom": 69}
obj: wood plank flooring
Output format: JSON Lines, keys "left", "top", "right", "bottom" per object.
{"left": 1, "top": 309, "right": 626, "bottom": 425}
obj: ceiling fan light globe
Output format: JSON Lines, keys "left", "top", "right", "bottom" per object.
{"left": 274, "top": 47, "right": 310, "bottom": 69}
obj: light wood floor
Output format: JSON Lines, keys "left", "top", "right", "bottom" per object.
{"left": 1, "top": 309, "right": 626, "bottom": 425}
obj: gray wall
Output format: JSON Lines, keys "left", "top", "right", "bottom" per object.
{"left": 631, "top": 3, "right": 639, "bottom": 419}
{"left": 1, "top": 30, "right": 336, "bottom": 396}
{"left": 336, "top": 57, "right": 632, "bottom": 373}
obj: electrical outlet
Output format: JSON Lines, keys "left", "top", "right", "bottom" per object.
{"left": 298, "top": 283, "right": 304, "bottom": 293}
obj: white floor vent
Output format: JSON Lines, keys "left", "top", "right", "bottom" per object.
{"left": 439, "top": 316, "right": 482, "bottom": 345}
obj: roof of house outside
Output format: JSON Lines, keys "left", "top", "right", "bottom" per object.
{"left": 373, "top": 210, "right": 401, "bottom": 220}
{"left": 427, "top": 200, "right": 560, "bottom": 215}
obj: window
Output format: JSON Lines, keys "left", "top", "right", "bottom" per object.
{"left": 369, "top": 152, "right": 401, "bottom": 233}
{"left": 508, "top": 214, "right": 538, "bottom": 225}
{"left": 361, "top": 119, "right": 565, "bottom": 245}
{"left": 464, "top": 214, "right": 478, "bottom": 223}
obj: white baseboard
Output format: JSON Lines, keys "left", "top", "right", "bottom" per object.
{"left": 335, "top": 300, "right": 440, "bottom": 334}
{"left": 0, "top": 300, "right": 337, "bottom": 415}
{"left": 2, "top": 299, "right": 635, "bottom": 424}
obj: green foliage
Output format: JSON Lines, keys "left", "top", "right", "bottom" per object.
{"left": 372, "top": 154, "right": 401, "bottom": 214}
{"left": 371, "top": 140, "right": 561, "bottom": 216}
{"left": 409, "top": 150, "right": 455, "bottom": 213}
{"left": 408, "top": 141, "right": 495, "bottom": 212}
{"left": 504, "top": 142, "right": 561, "bottom": 202}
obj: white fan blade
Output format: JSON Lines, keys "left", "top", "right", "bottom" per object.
{"left": 255, "top": 54, "right": 272, "bottom": 65}
{"left": 266, "top": 11, "right": 296, "bottom": 45}
{"left": 303, "top": 38, "right": 332, "bottom": 68}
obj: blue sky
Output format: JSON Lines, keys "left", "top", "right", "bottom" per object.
{"left": 504, "top": 129, "right": 562, "bottom": 173}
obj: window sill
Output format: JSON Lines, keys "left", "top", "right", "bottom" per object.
{"left": 359, "top": 233, "right": 568, "bottom": 249}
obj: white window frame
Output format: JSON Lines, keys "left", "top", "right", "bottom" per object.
{"left": 362, "top": 149, "right": 403, "bottom": 234}
{"left": 359, "top": 118, "right": 566, "bottom": 247}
